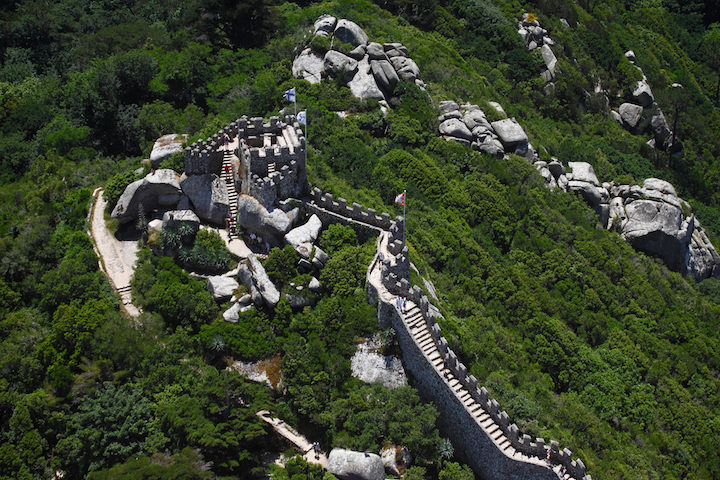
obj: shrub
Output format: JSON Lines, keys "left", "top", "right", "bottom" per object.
{"left": 103, "top": 170, "right": 141, "bottom": 210}
{"left": 178, "top": 229, "right": 234, "bottom": 274}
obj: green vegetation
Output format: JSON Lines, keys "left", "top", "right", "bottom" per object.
{"left": 2, "top": 0, "right": 720, "bottom": 479}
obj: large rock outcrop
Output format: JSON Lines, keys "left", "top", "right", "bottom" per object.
{"left": 207, "top": 276, "right": 239, "bottom": 301}
{"left": 162, "top": 209, "right": 201, "bottom": 232}
{"left": 293, "top": 16, "right": 425, "bottom": 103}
{"left": 236, "top": 195, "right": 293, "bottom": 238}
{"left": 438, "top": 102, "right": 538, "bottom": 161}
{"left": 609, "top": 179, "right": 694, "bottom": 272}
{"left": 150, "top": 134, "right": 187, "bottom": 168}
{"left": 610, "top": 52, "right": 674, "bottom": 149}
{"left": 111, "top": 169, "right": 181, "bottom": 223}
{"left": 247, "top": 254, "right": 281, "bottom": 308}
{"left": 327, "top": 449, "right": 384, "bottom": 480}
{"left": 292, "top": 48, "right": 324, "bottom": 84}
{"left": 537, "top": 163, "right": 720, "bottom": 280}
{"left": 180, "top": 173, "right": 229, "bottom": 225}
{"left": 284, "top": 214, "right": 322, "bottom": 247}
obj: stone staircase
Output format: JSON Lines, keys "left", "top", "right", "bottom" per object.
{"left": 267, "top": 162, "right": 276, "bottom": 176}
{"left": 370, "top": 230, "right": 575, "bottom": 479}
{"left": 116, "top": 284, "right": 133, "bottom": 306}
{"left": 401, "top": 301, "right": 549, "bottom": 467}
{"left": 222, "top": 149, "right": 239, "bottom": 239}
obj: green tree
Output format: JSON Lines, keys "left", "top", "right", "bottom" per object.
{"left": 439, "top": 462, "right": 474, "bottom": 480}
{"left": 702, "top": 23, "right": 720, "bottom": 102}
{"left": 57, "top": 382, "right": 163, "bottom": 477}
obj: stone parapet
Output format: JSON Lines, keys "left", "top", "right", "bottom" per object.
{"left": 310, "top": 187, "right": 397, "bottom": 231}
{"left": 376, "top": 269, "right": 591, "bottom": 480}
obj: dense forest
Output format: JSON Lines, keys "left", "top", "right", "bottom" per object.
{"left": 2, "top": 0, "right": 720, "bottom": 479}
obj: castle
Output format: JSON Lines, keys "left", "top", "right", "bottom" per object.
{"left": 184, "top": 114, "right": 308, "bottom": 209}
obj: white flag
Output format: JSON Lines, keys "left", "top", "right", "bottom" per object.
{"left": 284, "top": 87, "right": 296, "bottom": 102}
{"left": 297, "top": 110, "right": 307, "bottom": 125}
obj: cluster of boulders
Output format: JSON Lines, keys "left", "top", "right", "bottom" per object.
{"left": 215, "top": 214, "right": 328, "bottom": 322}
{"left": 438, "top": 100, "right": 538, "bottom": 162}
{"left": 293, "top": 15, "right": 424, "bottom": 103}
{"left": 536, "top": 159, "right": 720, "bottom": 280}
{"left": 517, "top": 13, "right": 558, "bottom": 82}
{"left": 112, "top": 168, "right": 230, "bottom": 227}
{"left": 328, "top": 446, "right": 412, "bottom": 480}
{"left": 611, "top": 51, "right": 674, "bottom": 150}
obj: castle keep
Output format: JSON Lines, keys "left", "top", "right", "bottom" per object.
{"left": 184, "top": 114, "right": 308, "bottom": 209}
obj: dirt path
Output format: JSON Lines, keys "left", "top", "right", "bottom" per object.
{"left": 89, "top": 187, "right": 141, "bottom": 317}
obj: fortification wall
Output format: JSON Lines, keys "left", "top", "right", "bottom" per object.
{"left": 373, "top": 295, "right": 560, "bottom": 480}
{"left": 370, "top": 245, "right": 591, "bottom": 480}
{"left": 309, "top": 187, "right": 400, "bottom": 231}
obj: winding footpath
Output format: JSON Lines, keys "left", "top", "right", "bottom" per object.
{"left": 88, "top": 187, "right": 141, "bottom": 317}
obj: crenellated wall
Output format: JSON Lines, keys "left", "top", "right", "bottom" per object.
{"left": 366, "top": 230, "right": 591, "bottom": 480}
{"left": 184, "top": 115, "right": 308, "bottom": 209}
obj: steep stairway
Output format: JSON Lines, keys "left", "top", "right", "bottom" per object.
{"left": 221, "top": 148, "right": 239, "bottom": 239}
{"left": 370, "top": 231, "right": 566, "bottom": 478}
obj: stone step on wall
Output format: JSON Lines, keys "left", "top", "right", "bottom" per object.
{"left": 388, "top": 276, "right": 569, "bottom": 479}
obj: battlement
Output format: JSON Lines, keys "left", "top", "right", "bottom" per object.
{"left": 185, "top": 114, "right": 308, "bottom": 206}
{"left": 378, "top": 247, "right": 590, "bottom": 480}
{"left": 310, "top": 187, "right": 400, "bottom": 231}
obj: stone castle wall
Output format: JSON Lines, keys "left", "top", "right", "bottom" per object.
{"left": 365, "top": 227, "right": 591, "bottom": 480}
{"left": 184, "top": 115, "right": 308, "bottom": 209}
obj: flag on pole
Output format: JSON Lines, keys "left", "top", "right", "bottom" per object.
{"left": 284, "top": 87, "right": 296, "bottom": 103}
{"left": 394, "top": 191, "right": 405, "bottom": 205}
{"left": 297, "top": 110, "right": 307, "bottom": 125}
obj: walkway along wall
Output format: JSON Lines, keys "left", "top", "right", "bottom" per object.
{"left": 366, "top": 225, "right": 591, "bottom": 480}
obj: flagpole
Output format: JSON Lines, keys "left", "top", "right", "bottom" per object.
{"left": 403, "top": 189, "right": 406, "bottom": 247}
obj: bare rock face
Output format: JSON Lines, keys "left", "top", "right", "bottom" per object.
{"left": 390, "top": 56, "right": 420, "bottom": 81}
{"left": 207, "top": 276, "right": 239, "bottom": 301}
{"left": 247, "top": 254, "right": 280, "bottom": 308}
{"left": 609, "top": 178, "right": 696, "bottom": 274}
{"left": 541, "top": 44, "right": 557, "bottom": 76}
{"left": 348, "top": 56, "right": 385, "bottom": 101}
{"left": 370, "top": 59, "right": 399, "bottom": 95}
{"left": 324, "top": 50, "right": 358, "bottom": 77}
{"left": 632, "top": 78, "right": 654, "bottom": 107}
{"left": 439, "top": 118, "right": 473, "bottom": 141}
{"left": 162, "top": 209, "right": 201, "bottom": 232}
{"left": 650, "top": 104, "right": 672, "bottom": 145}
{"left": 567, "top": 162, "right": 600, "bottom": 186}
{"left": 384, "top": 43, "right": 408, "bottom": 57}
{"left": 439, "top": 100, "right": 460, "bottom": 113}
{"left": 687, "top": 224, "right": 720, "bottom": 279}
{"left": 314, "top": 14, "right": 337, "bottom": 36}
{"left": 236, "top": 194, "right": 293, "bottom": 239}
{"left": 180, "top": 174, "right": 229, "bottom": 225}
{"left": 284, "top": 214, "right": 322, "bottom": 247}
{"left": 150, "top": 134, "right": 187, "bottom": 168}
{"left": 327, "top": 449, "right": 385, "bottom": 480}
{"left": 333, "top": 19, "right": 369, "bottom": 46}
{"left": 491, "top": 118, "right": 529, "bottom": 149}
{"left": 619, "top": 103, "right": 644, "bottom": 129}
{"left": 112, "top": 169, "right": 181, "bottom": 223}
{"left": 293, "top": 48, "right": 324, "bottom": 84}
{"left": 462, "top": 110, "right": 490, "bottom": 131}
{"left": 366, "top": 42, "right": 388, "bottom": 60}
